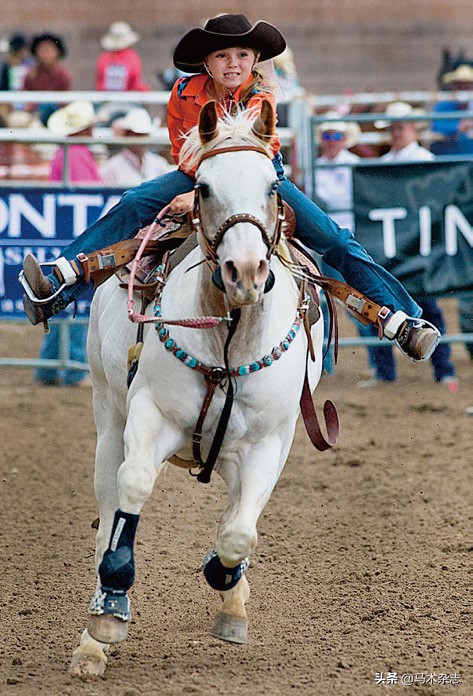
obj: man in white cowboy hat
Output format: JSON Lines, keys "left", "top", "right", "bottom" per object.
{"left": 102, "top": 107, "right": 174, "bottom": 186}
{"left": 96, "top": 21, "right": 150, "bottom": 92}
{"left": 313, "top": 112, "right": 361, "bottom": 231}
{"left": 375, "top": 101, "right": 433, "bottom": 162}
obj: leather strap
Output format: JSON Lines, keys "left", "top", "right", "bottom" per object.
{"left": 300, "top": 362, "right": 339, "bottom": 451}
{"left": 287, "top": 239, "right": 390, "bottom": 339}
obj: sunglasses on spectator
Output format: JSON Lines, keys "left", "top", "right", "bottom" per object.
{"left": 321, "top": 131, "right": 345, "bottom": 141}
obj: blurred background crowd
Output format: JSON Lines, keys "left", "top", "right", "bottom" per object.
{"left": 0, "top": 13, "right": 472, "bottom": 389}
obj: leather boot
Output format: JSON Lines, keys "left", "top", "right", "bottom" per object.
{"left": 23, "top": 254, "right": 54, "bottom": 299}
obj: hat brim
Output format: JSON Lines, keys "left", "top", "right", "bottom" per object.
{"left": 173, "top": 20, "right": 286, "bottom": 73}
{"left": 100, "top": 33, "right": 140, "bottom": 51}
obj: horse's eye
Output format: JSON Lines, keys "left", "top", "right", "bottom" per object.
{"left": 198, "top": 183, "right": 210, "bottom": 199}
{"left": 270, "top": 180, "right": 280, "bottom": 195}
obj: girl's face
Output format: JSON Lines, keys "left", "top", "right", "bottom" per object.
{"left": 205, "top": 47, "right": 257, "bottom": 93}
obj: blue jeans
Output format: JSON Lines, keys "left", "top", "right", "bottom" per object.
{"left": 46, "top": 156, "right": 421, "bottom": 319}
{"left": 360, "top": 297, "right": 455, "bottom": 382}
{"left": 35, "top": 322, "right": 88, "bottom": 386}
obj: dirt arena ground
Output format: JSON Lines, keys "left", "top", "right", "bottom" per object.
{"left": 0, "top": 299, "right": 471, "bottom": 696}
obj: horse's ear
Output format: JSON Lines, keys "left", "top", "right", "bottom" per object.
{"left": 199, "top": 101, "right": 219, "bottom": 144}
{"left": 252, "top": 99, "right": 275, "bottom": 142}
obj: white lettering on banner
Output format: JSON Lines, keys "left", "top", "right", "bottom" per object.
{"left": 445, "top": 205, "right": 473, "bottom": 255}
{"left": 368, "top": 208, "right": 407, "bottom": 258}
{"left": 9, "top": 194, "right": 56, "bottom": 238}
{"left": 368, "top": 205, "right": 473, "bottom": 257}
{"left": 57, "top": 194, "right": 105, "bottom": 237}
{"left": 101, "top": 195, "right": 121, "bottom": 216}
{"left": 0, "top": 198, "right": 8, "bottom": 233}
{"left": 419, "top": 205, "right": 431, "bottom": 256}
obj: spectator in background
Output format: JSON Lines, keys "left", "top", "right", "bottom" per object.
{"left": 0, "top": 34, "right": 34, "bottom": 92}
{"left": 102, "top": 107, "right": 173, "bottom": 186}
{"left": 314, "top": 113, "right": 361, "bottom": 230}
{"left": 312, "top": 114, "right": 365, "bottom": 375}
{"left": 34, "top": 101, "right": 100, "bottom": 387}
{"left": 23, "top": 33, "right": 71, "bottom": 125}
{"left": 356, "top": 102, "right": 457, "bottom": 389}
{"left": 96, "top": 22, "right": 150, "bottom": 92}
{"left": 431, "top": 66, "right": 473, "bottom": 358}
{"left": 431, "top": 65, "right": 473, "bottom": 156}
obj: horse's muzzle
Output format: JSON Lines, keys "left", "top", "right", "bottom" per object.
{"left": 212, "top": 267, "right": 275, "bottom": 296}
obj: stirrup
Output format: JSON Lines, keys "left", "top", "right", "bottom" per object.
{"left": 395, "top": 318, "right": 441, "bottom": 363}
{"left": 19, "top": 260, "right": 70, "bottom": 305}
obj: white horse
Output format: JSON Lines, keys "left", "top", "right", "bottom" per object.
{"left": 70, "top": 100, "right": 324, "bottom": 677}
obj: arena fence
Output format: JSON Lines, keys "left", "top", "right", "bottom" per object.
{"left": 0, "top": 92, "right": 471, "bottom": 372}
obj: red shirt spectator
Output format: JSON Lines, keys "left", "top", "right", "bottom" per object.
{"left": 23, "top": 33, "right": 71, "bottom": 91}
{"left": 95, "top": 22, "right": 150, "bottom": 92}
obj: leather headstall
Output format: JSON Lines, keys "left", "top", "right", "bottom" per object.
{"left": 190, "top": 145, "right": 285, "bottom": 267}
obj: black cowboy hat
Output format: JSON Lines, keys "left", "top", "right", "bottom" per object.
{"left": 31, "top": 33, "right": 67, "bottom": 58}
{"left": 173, "top": 14, "right": 286, "bottom": 73}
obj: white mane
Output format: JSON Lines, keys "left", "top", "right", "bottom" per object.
{"left": 179, "top": 106, "right": 274, "bottom": 172}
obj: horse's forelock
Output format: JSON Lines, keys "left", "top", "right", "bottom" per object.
{"left": 178, "top": 107, "right": 274, "bottom": 172}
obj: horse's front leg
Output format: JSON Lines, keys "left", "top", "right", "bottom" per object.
{"left": 88, "top": 388, "right": 184, "bottom": 645}
{"left": 204, "top": 430, "right": 294, "bottom": 644}
{"left": 70, "top": 388, "right": 125, "bottom": 677}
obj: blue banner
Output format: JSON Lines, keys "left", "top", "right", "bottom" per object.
{"left": 0, "top": 187, "right": 124, "bottom": 318}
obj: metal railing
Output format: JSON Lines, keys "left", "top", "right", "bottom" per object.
{"left": 0, "top": 92, "right": 471, "bottom": 372}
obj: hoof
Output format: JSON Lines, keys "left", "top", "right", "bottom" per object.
{"left": 88, "top": 613, "right": 129, "bottom": 644}
{"left": 70, "top": 653, "right": 106, "bottom": 679}
{"left": 211, "top": 611, "right": 248, "bottom": 644}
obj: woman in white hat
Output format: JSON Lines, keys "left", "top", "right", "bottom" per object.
{"left": 22, "top": 13, "right": 439, "bottom": 362}
{"left": 96, "top": 21, "right": 150, "bottom": 92}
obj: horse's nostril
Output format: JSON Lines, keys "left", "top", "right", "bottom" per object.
{"left": 225, "top": 261, "right": 238, "bottom": 283}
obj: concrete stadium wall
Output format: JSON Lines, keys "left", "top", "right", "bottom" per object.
{"left": 1, "top": 1, "right": 472, "bottom": 93}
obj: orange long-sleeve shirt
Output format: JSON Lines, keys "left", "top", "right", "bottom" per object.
{"left": 166, "top": 73, "right": 281, "bottom": 177}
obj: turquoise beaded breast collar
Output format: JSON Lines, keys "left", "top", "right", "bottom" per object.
{"left": 154, "top": 266, "right": 310, "bottom": 379}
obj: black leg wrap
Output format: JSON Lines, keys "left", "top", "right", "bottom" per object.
{"left": 203, "top": 548, "right": 249, "bottom": 591}
{"left": 99, "top": 510, "right": 140, "bottom": 593}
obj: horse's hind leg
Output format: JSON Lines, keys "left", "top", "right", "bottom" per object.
{"left": 70, "top": 397, "right": 125, "bottom": 677}
{"left": 87, "top": 389, "right": 183, "bottom": 645}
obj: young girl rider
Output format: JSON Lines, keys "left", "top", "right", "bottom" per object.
{"left": 21, "top": 13, "right": 440, "bottom": 362}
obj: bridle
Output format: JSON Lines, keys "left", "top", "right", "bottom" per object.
{"left": 190, "top": 145, "right": 286, "bottom": 273}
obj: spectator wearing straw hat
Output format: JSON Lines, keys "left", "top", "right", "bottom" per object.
{"left": 313, "top": 113, "right": 361, "bottom": 231}
{"left": 96, "top": 22, "right": 150, "bottom": 92}
{"left": 102, "top": 107, "right": 174, "bottom": 186}
{"left": 357, "top": 102, "right": 457, "bottom": 389}
{"left": 34, "top": 101, "right": 100, "bottom": 387}
{"left": 375, "top": 101, "right": 434, "bottom": 162}
{"left": 431, "top": 64, "right": 473, "bottom": 155}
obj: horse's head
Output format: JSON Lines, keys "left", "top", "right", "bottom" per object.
{"left": 184, "top": 100, "right": 283, "bottom": 306}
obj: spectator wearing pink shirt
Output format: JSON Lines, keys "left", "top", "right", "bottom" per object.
{"left": 96, "top": 22, "right": 150, "bottom": 92}
{"left": 34, "top": 101, "right": 100, "bottom": 387}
